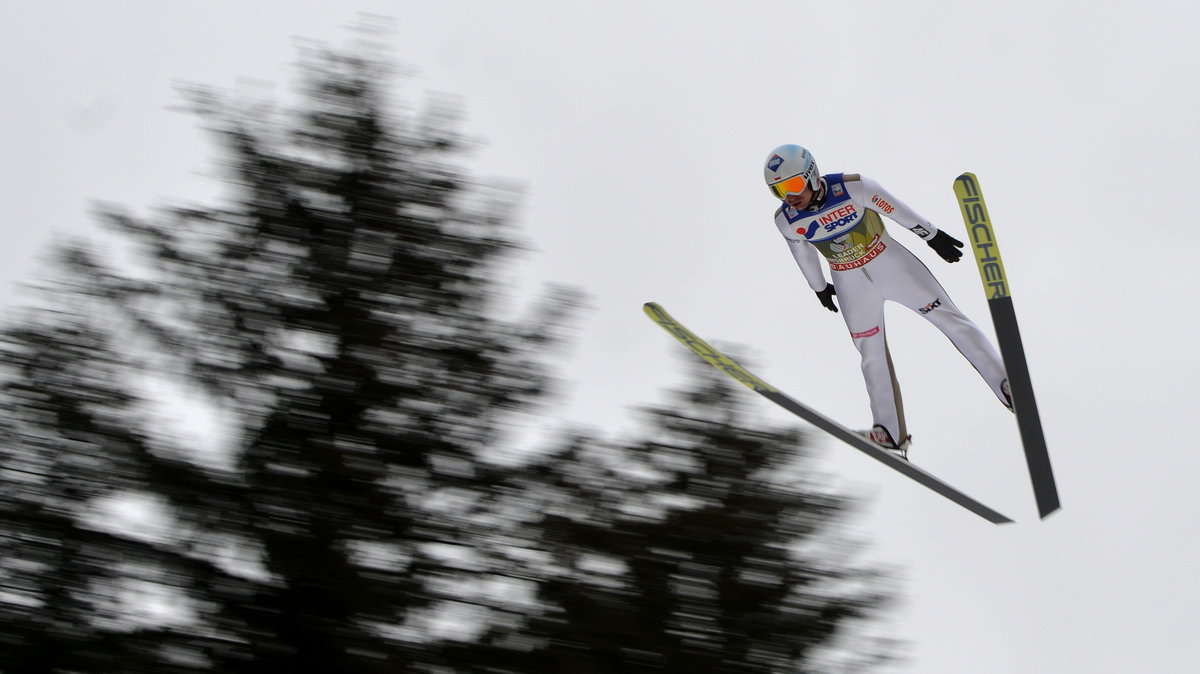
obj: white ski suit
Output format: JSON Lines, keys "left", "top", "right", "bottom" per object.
{"left": 773, "top": 172, "right": 1008, "bottom": 443}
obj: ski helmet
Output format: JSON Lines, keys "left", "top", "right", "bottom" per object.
{"left": 764, "top": 144, "right": 820, "bottom": 200}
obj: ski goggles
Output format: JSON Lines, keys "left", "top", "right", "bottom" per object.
{"left": 768, "top": 174, "right": 812, "bottom": 199}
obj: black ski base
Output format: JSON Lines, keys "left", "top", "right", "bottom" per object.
{"left": 989, "top": 297, "right": 1060, "bottom": 518}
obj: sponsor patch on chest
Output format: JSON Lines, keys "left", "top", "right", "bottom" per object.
{"left": 796, "top": 203, "right": 861, "bottom": 241}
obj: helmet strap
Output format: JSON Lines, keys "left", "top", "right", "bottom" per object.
{"left": 806, "top": 178, "right": 828, "bottom": 211}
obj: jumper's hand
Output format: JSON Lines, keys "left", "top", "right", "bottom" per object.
{"left": 927, "top": 230, "right": 964, "bottom": 263}
{"left": 815, "top": 283, "right": 838, "bottom": 313}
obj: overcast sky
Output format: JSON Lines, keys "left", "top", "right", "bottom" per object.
{"left": 4, "top": 2, "right": 1200, "bottom": 672}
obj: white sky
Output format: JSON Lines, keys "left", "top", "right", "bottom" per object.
{"left": 4, "top": 1, "right": 1199, "bottom": 672}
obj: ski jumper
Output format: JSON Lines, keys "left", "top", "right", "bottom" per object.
{"left": 774, "top": 173, "right": 1008, "bottom": 443}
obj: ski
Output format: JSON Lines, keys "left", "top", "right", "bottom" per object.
{"left": 643, "top": 302, "right": 1013, "bottom": 524}
{"left": 953, "top": 172, "right": 1061, "bottom": 519}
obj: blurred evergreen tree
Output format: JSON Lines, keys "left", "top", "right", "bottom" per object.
{"left": 1, "top": 36, "right": 568, "bottom": 673}
{"left": 451, "top": 360, "right": 895, "bottom": 674}
{"left": 0, "top": 29, "right": 895, "bottom": 674}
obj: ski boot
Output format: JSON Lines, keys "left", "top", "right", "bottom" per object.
{"left": 861, "top": 424, "right": 912, "bottom": 461}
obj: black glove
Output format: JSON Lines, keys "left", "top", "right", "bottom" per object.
{"left": 927, "top": 230, "right": 964, "bottom": 263}
{"left": 815, "top": 283, "right": 838, "bottom": 313}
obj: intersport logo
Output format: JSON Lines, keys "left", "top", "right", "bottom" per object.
{"left": 817, "top": 205, "right": 858, "bottom": 231}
